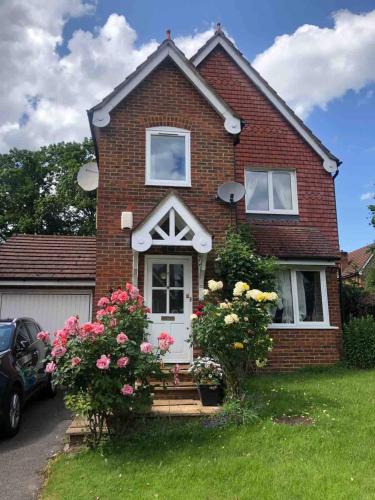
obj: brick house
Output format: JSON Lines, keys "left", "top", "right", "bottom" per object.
{"left": 87, "top": 27, "right": 342, "bottom": 371}
{"left": 0, "top": 28, "right": 342, "bottom": 371}
{"left": 341, "top": 245, "right": 374, "bottom": 287}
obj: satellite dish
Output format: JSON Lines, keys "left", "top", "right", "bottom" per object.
{"left": 77, "top": 162, "right": 99, "bottom": 191}
{"left": 217, "top": 182, "right": 245, "bottom": 204}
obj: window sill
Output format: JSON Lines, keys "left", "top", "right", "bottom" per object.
{"left": 246, "top": 210, "right": 299, "bottom": 215}
{"left": 145, "top": 181, "right": 191, "bottom": 188}
{"left": 269, "top": 324, "right": 338, "bottom": 330}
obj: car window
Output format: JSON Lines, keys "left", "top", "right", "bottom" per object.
{"left": 0, "top": 324, "right": 13, "bottom": 352}
{"left": 15, "top": 323, "right": 31, "bottom": 351}
{"left": 25, "top": 321, "right": 40, "bottom": 342}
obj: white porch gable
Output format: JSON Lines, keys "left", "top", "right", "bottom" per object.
{"left": 131, "top": 193, "right": 212, "bottom": 254}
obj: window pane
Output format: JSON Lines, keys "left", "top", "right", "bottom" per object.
{"left": 25, "top": 321, "right": 39, "bottom": 341}
{"left": 272, "top": 270, "right": 294, "bottom": 323}
{"left": 152, "top": 264, "right": 167, "bottom": 287}
{"left": 169, "top": 290, "right": 184, "bottom": 314}
{"left": 246, "top": 171, "right": 269, "bottom": 211}
{"left": 152, "top": 290, "right": 167, "bottom": 313}
{"left": 0, "top": 324, "right": 13, "bottom": 352}
{"left": 169, "top": 264, "right": 184, "bottom": 287}
{"left": 273, "top": 172, "right": 293, "bottom": 210}
{"left": 150, "top": 134, "right": 186, "bottom": 181}
{"left": 296, "top": 271, "right": 323, "bottom": 322}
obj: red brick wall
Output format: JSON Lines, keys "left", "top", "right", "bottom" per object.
{"left": 197, "top": 46, "right": 340, "bottom": 250}
{"left": 94, "top": 50, "right": 342, "bottom": 371}
{"left": 95, "top": 58, "right": 235, "bottom": 303}
{"left": 265, "top": 267, "right": 342, "bottom": 371}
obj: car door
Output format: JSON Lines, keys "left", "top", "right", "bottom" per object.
{"left": 25, "top": 320, "right": 47, "bottom": 385}
{"left": 14, "top": 321, "right": 36, "bottom": 394}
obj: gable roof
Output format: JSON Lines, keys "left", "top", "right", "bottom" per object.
{"left": 251, "top": 225, "right": 340, "bottom": 260}
{"left": 0, "top": 234, "right": 96, "bottom": 281}
{"left": 88, "top": 38, "right": 242, "bottom": 136}
{"left": 342, "top": 244, "right": 374, "bottom": 278}
{"left": 191, "top": 30, "right": 340, "bottom": 174}
{"left": 132, "top": 192, "right": 212, "bottom": 253}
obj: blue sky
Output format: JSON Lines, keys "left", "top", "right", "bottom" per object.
{"left": 1, "top": 0, "right": 374, "bottom": 250}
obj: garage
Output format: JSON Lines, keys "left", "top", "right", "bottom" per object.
{"left": 0, "top": 290, "right": 92, "bottom": 333}
{"left": 0, "top": 234, "right": 96, "bottom": 333}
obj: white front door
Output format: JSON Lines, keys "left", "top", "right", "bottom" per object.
{"left": 145, "top": 256, "right": 192, "bottom": 363}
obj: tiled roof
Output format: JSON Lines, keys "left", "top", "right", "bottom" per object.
{"left": 0, "top": 234, "right": 96, "bottom": 280}
{"left": 250, "top": 225, "right": 340, "bottom": 260}
{"left": 342, "top": 244, "right": 374, "bottom": 278}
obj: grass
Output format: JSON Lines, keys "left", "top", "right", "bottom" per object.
{"left": 42, "top": 366, "right": 375, "bottom": 500}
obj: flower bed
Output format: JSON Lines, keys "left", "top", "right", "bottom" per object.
{"left": 190, "top": 280, "right": 277, "bottom": 399}
{"left": 41, "top": 283, "right": 174, "bottom": 444}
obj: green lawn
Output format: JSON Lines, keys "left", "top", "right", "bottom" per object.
{"left": 42, "top": 366, "right": 375, "bottom": 500}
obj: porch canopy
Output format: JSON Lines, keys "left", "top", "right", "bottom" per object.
{"left": 131, "top": 193, "right": 212, "bottom": 298}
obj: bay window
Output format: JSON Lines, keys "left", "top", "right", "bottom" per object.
{"left": 245, "top": 169, "right": 298, "bottom": 214}
{"left": 271, "top": 268, "right": 330, "bottom": 328}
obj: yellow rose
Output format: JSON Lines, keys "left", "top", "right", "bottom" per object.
{"left": 224, "top": 313, "right": 239, "bottom": 325}
{"left": 255, "top": 359, "right": 267, "bottom": 368}
{"left": 233, "top": 281, "right": 250, "bottom": 297}
{"left": 233, "top": 342, "right": 244, "bottom": 350}
{"left": 246, "top": 289, "right": 263, "bottom": 301}
{"left": 219, "top": 302, "right": 230, "bottom": 309}
{"left": 208, "top": 279, "right": 224, "bottom": 292}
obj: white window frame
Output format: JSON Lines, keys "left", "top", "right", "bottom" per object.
{"left": 244, "top": 168, "right": 298, "bottom": 215}
{"left": 269, "top": 267, "right": 332, "bottom": 329}
{"left": 145, "top": 126, "right": 191, "bottom": 187}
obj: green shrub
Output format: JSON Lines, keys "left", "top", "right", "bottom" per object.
{"left": 343, "top": 316, "right": 375, "bottom": 368}
{"left": 215, "top": 226, "right": 276, "bottom": 300}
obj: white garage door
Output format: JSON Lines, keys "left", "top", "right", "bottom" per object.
{"left": 0, "top": 290, "right": 92, "bottom": 334}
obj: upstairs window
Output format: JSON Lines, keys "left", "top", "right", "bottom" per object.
{"left": 245, "top": 169, "right": 298, "bottom": 214}
{"left": 146, "top": 127, "right": 191, "bottom": 187}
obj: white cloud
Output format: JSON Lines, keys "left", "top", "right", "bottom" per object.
{"left": 360, "top": 192, "right": 375, "bottom": 201}
{"left": 0, "top": 0, "right": 214, "bottom": 152}
{"left": 2, "top": 3, "right": 375, "bottom": 153}
{"left": 253, "top": 9, "right": 375, "bottom": 118}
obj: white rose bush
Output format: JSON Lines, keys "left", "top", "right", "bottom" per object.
{"left": 189, "top": 280, "right": 277, "bottom": 399}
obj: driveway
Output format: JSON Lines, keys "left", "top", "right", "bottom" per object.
{"left": 0, "top": 392, "right": 71, "bottom": 500}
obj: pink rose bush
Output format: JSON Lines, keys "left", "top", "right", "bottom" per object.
{"left": 96, "top": 354, "right": 111, "bottom": 370}
{"left": 158, "top": 332, "right": 175, "bottom": 352}
{"left": 36, "top": 331, "right": 50, "bottom": 343}
{"left": 45, "top": 284, "right": 174, "bottom": 444}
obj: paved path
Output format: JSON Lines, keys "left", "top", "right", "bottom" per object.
{"left": 0, "top": 392, "right": 71, "bottom": 500}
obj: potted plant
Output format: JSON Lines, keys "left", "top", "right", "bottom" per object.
{"left": 189, "top": 357, "right": 224, "bottom": 406}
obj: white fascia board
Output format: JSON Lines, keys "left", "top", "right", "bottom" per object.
{"left": 276, "top": 260, "right": 337, "bottom": 267}
{"left": 0, "top": 280, "right": 95, "bottom": 287}
{"left": 92, "top": 45, "right": 241, "bottom": 135}
{"left": 192, "top": 37, "right": 338, "bottom": 173}
{"left": 362, "top": 253, "right": 374, "bottom": 271}
{"left": 131, "top": 193, "right": 212, "bottom": 253}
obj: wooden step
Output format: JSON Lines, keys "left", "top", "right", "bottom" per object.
{"left": 153, "top": 385, "right": 199, "bottom": 400}
{"left": 151, "top": 401, "right": 220, "bottom": 417}
{"left": 152, "top": 399, "right": 198, "bottom": 406}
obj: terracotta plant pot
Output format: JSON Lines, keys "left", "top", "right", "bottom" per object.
{"left": 197, "top": 384, "right": 223, "bottom": 406}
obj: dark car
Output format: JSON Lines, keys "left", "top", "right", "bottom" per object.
{"left": 0, "top": 317, "right": 56, "bottom": 437}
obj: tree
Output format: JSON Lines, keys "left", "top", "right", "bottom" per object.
{"left": 0, "top": 139, "right": 96, "bottom": 241}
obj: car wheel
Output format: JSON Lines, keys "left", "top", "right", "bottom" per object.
{"left": 2, "top": 389, "right": 22, "bottom": 437}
